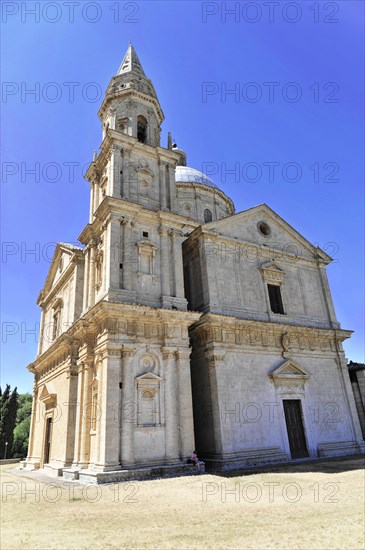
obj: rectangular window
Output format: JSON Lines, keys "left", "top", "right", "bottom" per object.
{"left": 268, "top": 284, "right": 284, "bottom": 314}
{"left": 52, "top": 310, "right": 60, "bottom": 340}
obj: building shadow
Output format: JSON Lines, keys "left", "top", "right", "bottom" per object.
{"left": 207, "top": 454, "right": 365, "bottom": 478}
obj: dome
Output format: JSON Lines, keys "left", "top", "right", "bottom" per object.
{"left": 175, "top": 165, "right": 218, "bottom": 188}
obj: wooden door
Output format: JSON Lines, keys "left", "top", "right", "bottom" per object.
{"left": 283, "top": 400, "right": 308, "bottom": 459}
{"left": 43, "top": 417, "right": 52, "bottom": 464}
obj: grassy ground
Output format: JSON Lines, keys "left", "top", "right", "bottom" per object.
{"left": 1, "top": 456, "right": 364, "bottom": 549}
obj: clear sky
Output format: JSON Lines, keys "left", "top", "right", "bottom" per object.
{"left": 1, "top": 1, "right": 364, "bottom": 392}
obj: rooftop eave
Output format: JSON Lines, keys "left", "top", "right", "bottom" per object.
{"left": 78, "top": 224, "right": 95, "bottom": 245}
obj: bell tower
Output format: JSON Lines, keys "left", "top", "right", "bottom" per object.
{"left": 81, "top": 44, "right": 194, "bottom": 312}
{"left": 86, "top": 43, "right": 180, "bottom": 216}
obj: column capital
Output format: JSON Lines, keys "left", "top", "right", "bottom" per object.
{"left": 175, "top": 348, "right": 191, "bottom": 362}
{"left": 158, "top": 224, "right": 168, "bottom": 236}
{"left": 122, "top": 346, "right": 135, "bottom": 360}
{"left": 162, "top": 347, "right": 177, "bottom": 361}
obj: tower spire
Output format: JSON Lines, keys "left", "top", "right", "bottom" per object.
{"left": 117, "top": 43, "right": 146, "bottom": 77}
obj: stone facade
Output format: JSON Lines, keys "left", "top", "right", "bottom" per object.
{"left": 22, "top": 45, "right": 364, "bottom": 481}
{"left": 348, "top": 362, "right": 365, "bottom": 439}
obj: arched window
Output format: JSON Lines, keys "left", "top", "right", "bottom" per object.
{"left": 204, "top": 208, "right": 213, "bottom": 223}
{"left": 137, "top": 115, "right": 148, "bottom": 144}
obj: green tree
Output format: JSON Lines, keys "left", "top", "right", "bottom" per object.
{"left": 12, "top": 393, "right": 33, "bottom": 458}
{"left": 0, "top": 385, "right": 11, "bottom": 457}
{"left": 0, "top": 384, "right": 10, "bottom": 409}
{"left": 0, "top": 386, "right": 19, "bottom": 458}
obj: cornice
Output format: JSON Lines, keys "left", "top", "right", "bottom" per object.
{"left": 84, "top": 195, "right": 200, "bottom": 234}
{"left": 192, "top": 312, "right": 352, "bottom": 335}
{"left": 28, "top": 300, "right": 201, "bottom": 374}
{"left": 189, "top": 313, "right": 352, "bottom": 355}
{"left": 78, "top": 223, "right": 96, "bottom": 245}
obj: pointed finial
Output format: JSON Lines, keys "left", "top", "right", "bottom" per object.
{"left": 117, "top": 42, "right": 146, "bottom": 77}
{"left": 93, "top": 151, "right": 97, "bottom": 161}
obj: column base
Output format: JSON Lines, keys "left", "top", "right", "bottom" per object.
{"left": 317, "top": 440, "right": 364, "bottom": 458}
{"left": 18, "top": 458, "right": 40, "bottom": 471}
{"left": 202, "top": 447, "right": 288, "bottom": 471}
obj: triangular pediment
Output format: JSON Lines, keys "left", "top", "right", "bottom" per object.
{"left": 136, "top": 239, "right": 157, "bottom": 250}
{"left": 38, "top": 242, "right": 83, "bottom": 305}
{"left": 269, "top": 360, "right": 310, "bottom": 380}
{"left": 136, "top": 372, "right": 162, "bottom": 382}
{"left": 39, "top": 385, "right": 57, "bottom": 405}
{"left": 260, "top": 261, "right": 284, "bottom": 273}
{"left": 202, "top": 204, "right": 331, "bottom": 263}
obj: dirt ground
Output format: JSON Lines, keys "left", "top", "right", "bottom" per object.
{"left": 1, "top": 456, "right": 364, "bottom": 549}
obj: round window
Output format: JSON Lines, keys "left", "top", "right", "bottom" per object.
{"left": 258, "top": 222, "right": 271, "bottom": 237}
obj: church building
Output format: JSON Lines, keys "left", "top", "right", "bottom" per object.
{"left": 22, "top": 45, "right": 364, "bottom": 482}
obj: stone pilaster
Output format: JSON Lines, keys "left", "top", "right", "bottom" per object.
{"left": 120, "top": 347, "right": 135, "bottom": 467}
{"left": 170, "top": 230, "right": 185, "bottom": 299}
{"left": 71, "top": 361, "right": 85, "bottom": 467}
{"left": 122, "top": 220, "right": 133, "bottom": 291}
{"left": 108, "top": 146, "right": 119, "bottom": 198}
{"left": 163, "top": 348, "right": 179, "bottom": 462}
{"left": 79, "top": 360, "right": 93, "bottom": 467}
{"left": 95, "top": 348, "right": 122, "bottom": 471}
{"left": 105, "top": 216, "right": 120, "bottom": 291}
{"left": 88, "top": 240, "right": 96, "bottom": 308}
{"left": 37, "top": 310, "right": 45, "bottom": 356}
{"left": 176, "top": 348, "right": 195, "bottom": 459}
{"left": 159, "top": 225, "right": 170, "bottom": 299}
{"left": 205, "top": 348, "right": 225, "bottom": 455}
{"left": 82, "top": 247, "right": 90, "bottom": 310}
{"left": 26, "top": 382, "right": 38, "bottom": 460}
{"left": 89, "top": 181, "right": 95, "bottom": 221}
{"left": 167, "top": 164, "right": 177, "bottom": 213}
{"left": 121, "top": 147, "right": 132, "bottom": 200}
{"left": 159, "top": 161, "right": 167, "bottom": 209}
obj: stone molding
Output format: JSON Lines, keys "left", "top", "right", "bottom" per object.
{"left": 190, "top": 314, "right": 352, "bottom": 355}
